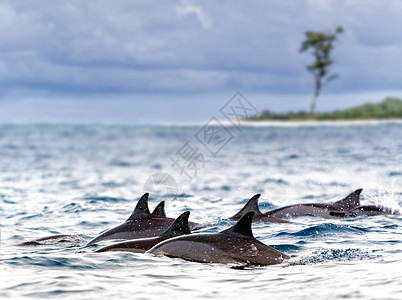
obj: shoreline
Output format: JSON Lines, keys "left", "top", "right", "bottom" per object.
{"left": 0, "top": 118, "right": 402, "bottom": 128}
{"left": 240, "top": 118, "right": 402, "bottom": 127}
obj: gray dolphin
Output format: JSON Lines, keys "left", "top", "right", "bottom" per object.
{"left": 147, "top": 212, "right": 290, "bottom": 266}
{"left": 264, "top": 189, "right": 362, "bottom": 219}
{"left": 86, "top": 193, "right": 199, "bottom": 246}
{"left": 151, "top": 201, "right": 167, "bottom": 217}
{"left": 18, "top": 199, "right": 183, "bottom": 247}
{"left": 17, "top": 234, "right": 83, "bottom": 246}
{"left": 95, "top": 211, "right": 191, "bottom": 253}
{"left": 151, "top": 200, "right": 201, "bottom": 228}
{"left": 230, "top": 194, "right": 289, "bottom": 223}
{"left": 347, "top": 205, "right": 402, "bottom": 217}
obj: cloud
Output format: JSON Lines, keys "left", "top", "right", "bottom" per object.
{"left": 0, "top": 0, "right": 402, "bottom": 100}
{"left": 176, "top": 0, "right": 212, "bottom": 29}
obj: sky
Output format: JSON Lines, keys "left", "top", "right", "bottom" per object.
{"left": 0, "top": 0, "right": 402, "bottom": 123}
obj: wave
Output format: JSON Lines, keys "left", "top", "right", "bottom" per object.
{"left": 286, "top": 248, "right": 380, "bottom": 266}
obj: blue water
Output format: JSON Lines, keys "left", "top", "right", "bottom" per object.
{"left": 1, "top": 123, "right": 402, "bottom": 299}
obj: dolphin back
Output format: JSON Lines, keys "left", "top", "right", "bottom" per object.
{"left": 230, "top": 194, "right": 288, "bottom": 223}
{"left": 127, "top": 193, "right": 152, "bottom": 221}
{"left": 148, "top": 212, "right": 289, "bottom": 266}
{"left": 152, "top": 201, "right": 166, "bottom": 217}
{"left": 332, "top": 189, "right": 362, "bottom": 211}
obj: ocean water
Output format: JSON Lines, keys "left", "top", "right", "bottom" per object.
{"left": 1, "top": 122, "right": 402, "bottom": 299}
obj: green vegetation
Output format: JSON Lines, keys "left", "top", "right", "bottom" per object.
{"left": 249, "top": 97, "right": 402, "bottom": 121}
{"left": 300, "top": 26, "right": 343, "bottom": 114}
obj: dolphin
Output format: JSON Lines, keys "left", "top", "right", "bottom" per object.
{"left": 230, "top": 194, "right": 289, "bottom": 223}
{"left": 86, "top": 193, "right": 199, "bottom": 246}
{"left": 95, "top": 211, "right": 191, "bottom": 253}
{"left": 147, "top": 212, "right": 290, "bottom": 266}
{"left": 17, "top": 234, "right": 82, "bottom": 246}
{"left": 264, "top": 189, "right": 362, "bottom": 219}
{"left": 347, "top": 205, "right": 402, "bottom": 217}
{"left": 151, "top": 201, "right": 167, "bottom": 217}
{"left": 151, "top": 199, "right": 202, "bottom": 228}
{"left": 18, "top": 201, "right": 168, "bottom": 247}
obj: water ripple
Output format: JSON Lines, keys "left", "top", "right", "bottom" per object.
{"left": 1, "top": 124, "right": 402, "bottom": 299}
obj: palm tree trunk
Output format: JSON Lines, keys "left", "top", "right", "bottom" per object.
{"left": 311, "top": 77, "right": 321, "bottom": 115}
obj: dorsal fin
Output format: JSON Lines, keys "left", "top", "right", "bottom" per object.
{"left": 224, "top": 212, "right": 254, "bottom": 238}
{"left": 126, "top": 193, "right": 152, "bottom": 221}
{"left": 152, "top": 201, "right": 166, "bottom": 217}
{"left": 229, "top": 194, "right": 263, "bottom": 220}
{"left": 160, "top": 211, "right": 191, "bottom": 238}
{"left": 332, "top": 189, "right": 362, "bottom": 211}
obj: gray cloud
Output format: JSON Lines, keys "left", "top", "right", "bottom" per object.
{"left": 0, "top": 0, "right": 402, "bottom": 98}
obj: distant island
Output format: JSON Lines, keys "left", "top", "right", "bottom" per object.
{"left": 248, "top": 97, "right": 402, "bottom": 121}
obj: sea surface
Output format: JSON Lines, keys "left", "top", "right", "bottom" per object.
{"left": 1, "top": 122, "right": 402, "bottom": 299}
